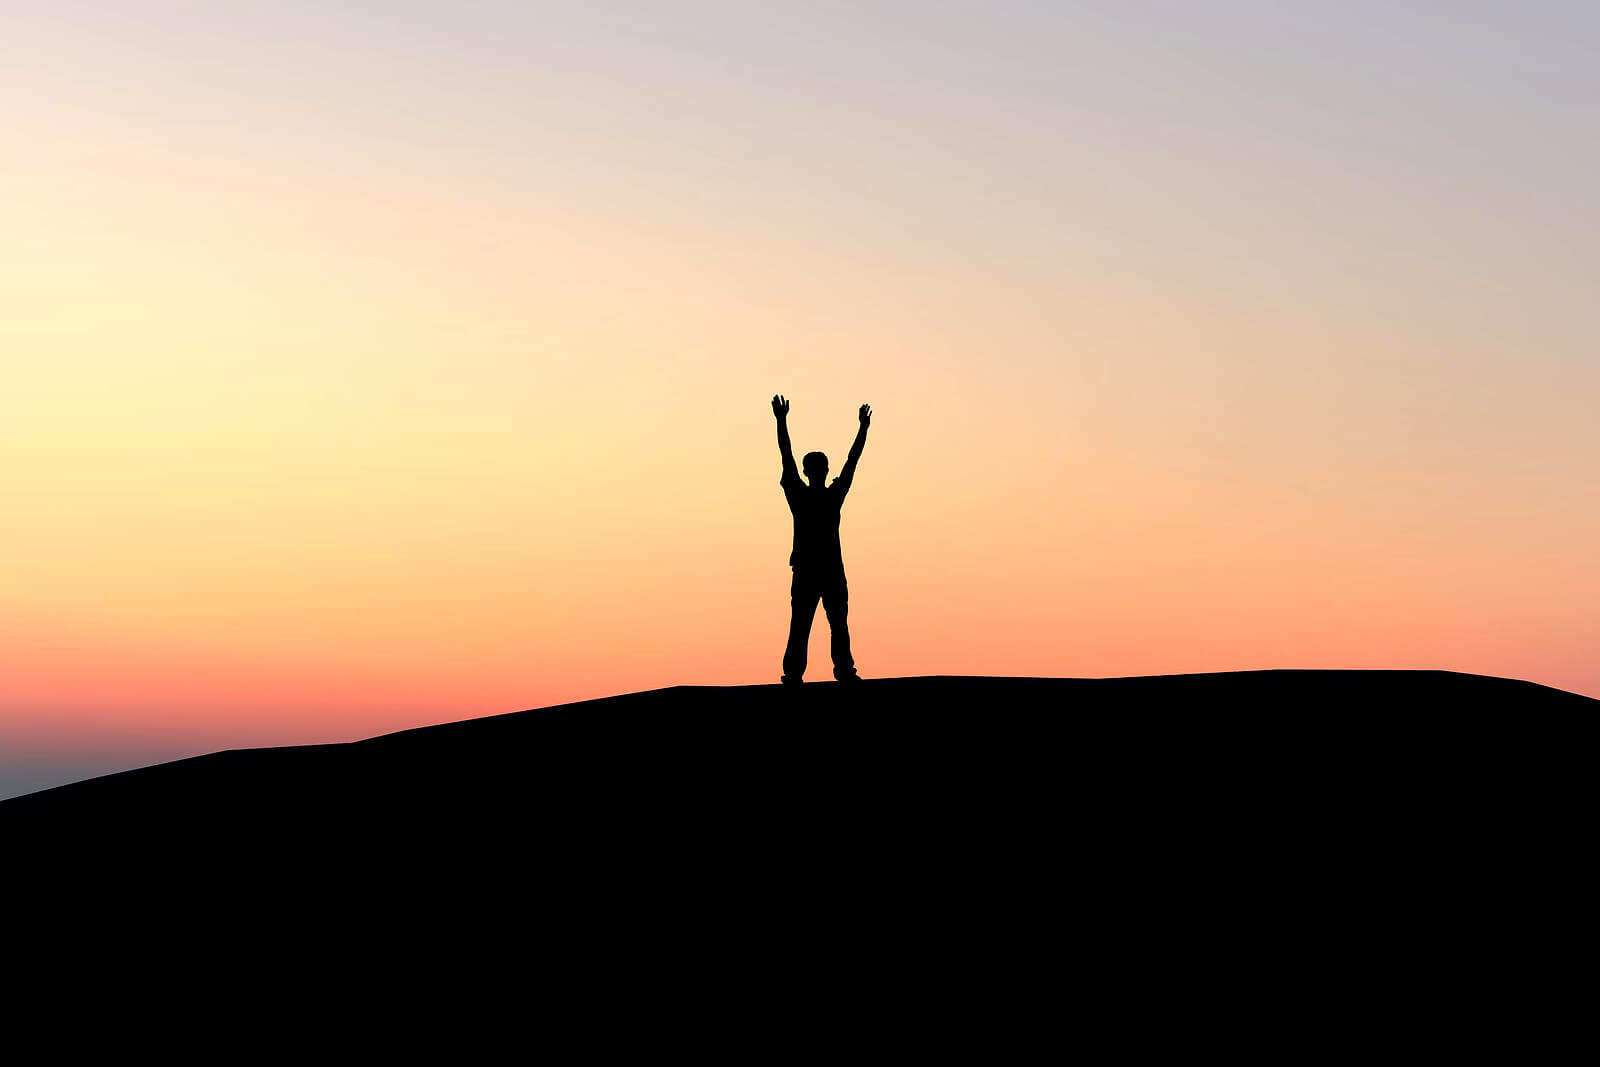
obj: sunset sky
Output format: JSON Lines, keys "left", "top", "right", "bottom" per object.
{"left": 6, "top": 1, "right": 1598, "bottom": 797}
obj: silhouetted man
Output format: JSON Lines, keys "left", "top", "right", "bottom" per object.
{"left": 772, "top": 395, "right": 871, "bottom": 685}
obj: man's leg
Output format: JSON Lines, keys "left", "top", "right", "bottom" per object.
{"left": 821, "top": 575, "right": 858, "bottom": 681}
{"left": 782, "top": 571, "right": 820, "bottom": 684}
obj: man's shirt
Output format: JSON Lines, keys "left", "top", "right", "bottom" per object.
{"left": 781, "top": 467, "right": 851, "bottom": 572}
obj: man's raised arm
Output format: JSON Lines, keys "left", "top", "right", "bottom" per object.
{"left": 837, "top": 403, "right": 871, "bottom": 488}
{"left": 773, "top": 394, "right": 798, "bottom": 481}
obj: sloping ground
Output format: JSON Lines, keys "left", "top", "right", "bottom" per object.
{"left": 6, "top": 670, "right": 1591, "bottom": 1004}
{"left": 5, "top": 671, "right": 1591, "bottom": 841}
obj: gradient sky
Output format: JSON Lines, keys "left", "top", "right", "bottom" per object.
{"left": 6, "top": 1, "right": 1598, "bottom": 797}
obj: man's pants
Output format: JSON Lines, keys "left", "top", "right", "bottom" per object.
{"left": 782, "top": 567, "right": 857, "bottom": 682}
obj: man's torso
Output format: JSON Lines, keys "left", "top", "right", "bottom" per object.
{"left": 782, "top": 472, "right": 846, "bottom": 572}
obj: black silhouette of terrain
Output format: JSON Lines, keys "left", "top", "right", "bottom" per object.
{"left": 6, "top": 671, "right": 1591, "bottom": 845}
{"left": 8, "top": 669, "right": 1590, "bottom": 1014}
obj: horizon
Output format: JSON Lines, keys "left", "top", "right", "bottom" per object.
{"left": 7, "top": 2, "right": 1599, "bottom": 798}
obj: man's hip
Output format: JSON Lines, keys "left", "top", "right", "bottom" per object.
{"left": 790, "top": 565, "right": 847, "bottom": 595}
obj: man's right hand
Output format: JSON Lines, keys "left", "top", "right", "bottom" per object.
{"left": 772, "top": 394, "right": 790, "bottom": 418}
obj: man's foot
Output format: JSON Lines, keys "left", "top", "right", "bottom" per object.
{"left": 781, "top": 675, "right": 803, "bottom": 686}
{"left": 834, "top": 671, "right": 862, "bottom": 683}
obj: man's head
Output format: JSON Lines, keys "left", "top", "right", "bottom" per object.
{"left": 802, "top": 451, "right": 829, "bottom": 485}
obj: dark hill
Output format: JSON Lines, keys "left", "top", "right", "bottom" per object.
{"left": 7, "top": 670, "right": 1591, "bottom": 1008}
{"left": 5, "top": 671, "right": 1591, "bottom": 842}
